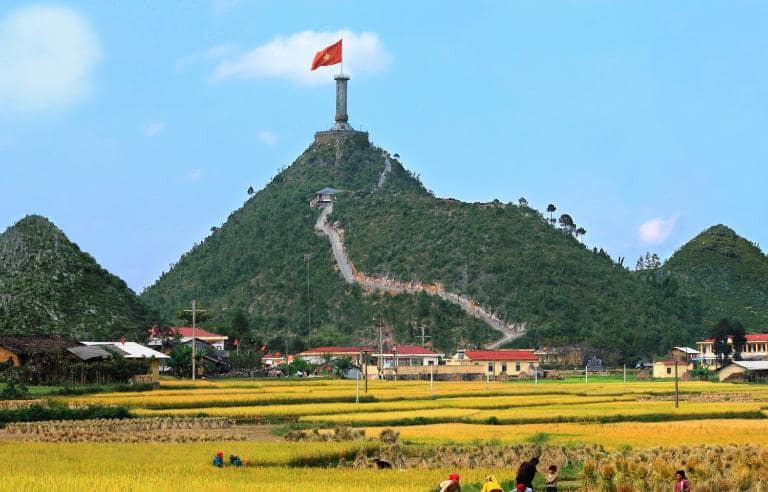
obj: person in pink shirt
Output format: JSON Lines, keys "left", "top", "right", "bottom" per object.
{"left": 675, "top": 470, "right": 691, "bottom": 491}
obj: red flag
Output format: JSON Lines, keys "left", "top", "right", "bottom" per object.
{"left": 311, "top": 39, "right": 342, "bottom": 70}
{"left": 233, "top": 338, "right": 239, "bottom": 347}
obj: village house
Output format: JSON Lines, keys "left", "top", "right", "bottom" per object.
{"left": 309, "top": 187, "right": 339, "bottom": 208}
{"left": 697, "top": 333, "right": 768, "bottom": 368}
{"left": 0, "top": 336, "right": 76, "bottom": 367}
{"left": 671, "top": 346, "right": 701, "bottom": 362}
{"left": 148, "top": 326, "right": 229, "bottom": 351}
{"left": 299, "top": 346, "right": 373, "bottom": 366}
{"left": 718, "top": 360, "right": 768, "bottom": 382}
{"left": 81, "top": 341, "right": 169, "bottom": 384}
{"left": 373, "top": 345, "right": 443, "bottom": 368}
{"left": 447, "top": 349, "right": 540, "bottom": 378}
{"left": 262, "top": 353, "right": 287, "bottom": 367}
{"left": 652, "top": 359, "right": 693, "bottom": 379}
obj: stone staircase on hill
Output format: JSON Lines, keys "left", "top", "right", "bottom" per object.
{"left": 314, "top": 197, "right": 526, "bottom": 349}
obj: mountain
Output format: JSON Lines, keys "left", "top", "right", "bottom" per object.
{"left": 141, "top": 135, "right": 495, "bottom": 353}
{"left": 142, "top": 134, "right": 704, "bottom": 360}
{"left": 663, "top": 224, "right": 768, "bottom": 330}
{"left": 0, "top": 215, "right": 154, "bottom": 339}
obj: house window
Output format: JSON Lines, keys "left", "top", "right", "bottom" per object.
{"left": 667, "top": 367, "right": 672, "bottom": 375}
{"left": 488, "top": 362, "right": 494, "bottom": 373}
{"left": 515, "top": 362, "right": 521, "bottom": 372}
{"left": 501, "top": 363, "right": 507, "bottom": 373}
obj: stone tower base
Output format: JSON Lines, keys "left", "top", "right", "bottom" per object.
{"left": 314, "top": 130, "right": 369, "bottom": 146}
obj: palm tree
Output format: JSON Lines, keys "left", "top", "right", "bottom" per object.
{"left": 546, "top": 204, "right": 556, "bottom": 224}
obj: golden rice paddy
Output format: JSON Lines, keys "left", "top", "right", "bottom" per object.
{"left": 3, "top": 377, "right": 768, "bottom": 490}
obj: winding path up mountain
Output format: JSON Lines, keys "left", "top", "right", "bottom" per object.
{"left": 315, "top": 194, "right": 526, "bottom": 348}
{"left": 376, "top": 154, "right": 392, "bottom": 189}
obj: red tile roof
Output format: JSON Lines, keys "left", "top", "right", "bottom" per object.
{"left": 700, "top": 333, "right": 768, "bottom": 343}
{"left": 463, "top": 350, "right": 539, "bottom": 362}
{"left": 170, "top": 327, "right": 227, "bottom": 339}
{"left": 301, "top": 346, "right": 374, "bottom": 354}
{"left": 262, "top": 353, "right": 285, "bottom": 360}
{"left": 390, "top": 345, "right": 440, "bottom": 356}
{"left": 746, "top": 334, "right": 768, "bottom": 342}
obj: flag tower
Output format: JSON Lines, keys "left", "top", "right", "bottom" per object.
{"left": 312, "top": 39, "right": 368, "bottom": 144}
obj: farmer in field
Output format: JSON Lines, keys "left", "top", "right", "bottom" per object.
{"left": 438, "top": 472, "right": 461, "bottom": 491}
{"left": 515, "top": 456, "right": 539, "bottom": 491}
{"left": 212, "top": 451, "right": 224, "bottom": 467}
{"left": 480, "top": 474, "right": 503, "bottom": 492}
{"left": 674, "top": 470, "right": 691, "bottom": 492}
{"left": 544, "top": 464, "right": 558, "bottom": 492}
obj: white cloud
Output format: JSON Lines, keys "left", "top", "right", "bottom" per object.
{"left": 186, "top": 169, "right": 202, "bottom": 182}
{"left": 638, "top": 216, "right": 678, "bottom": 245}
{"left": 212, "top": 30, "right": 392, "bottom": 85}
{"left": 0, "top": 6, "right": 100, "bottom": 114}
{"left": 257, "top": 130, "right": 277, "bottom": 145}
{"left": 145, "top": 122, "right": 166, "bottom": 137}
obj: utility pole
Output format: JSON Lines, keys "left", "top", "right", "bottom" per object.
{"left": 419, "top": 326, "right": 431, "bottom": 347}
{"left": 184, "top": 300, "right": 206, "bottom": 381}
{"left": 304, "top": 253, "right": 311, "bottom": 347}
{"left": 674, "top": 357, "right": 680, "bottom": 408}
{"left": 378, "top": 306, "right": 383, "bottom": 380}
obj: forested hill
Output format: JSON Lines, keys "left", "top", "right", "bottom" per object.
{"left": 140, "top": 136, "right": 496, "bottom": 353}
{"left": 0, "top": 215, "right": 154, "bottom": 339}
{"left": 142, "top": 134, "right": 705, "bottom": 360}
{"left": 332, "top": 167, "right": 704, "bottom": 362}
{"left": 663, "top": 224, "right": 768, "bottom": 329}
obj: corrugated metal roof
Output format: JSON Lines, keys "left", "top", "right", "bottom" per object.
{"left": 66, "top": 345, "right": 112, "bottom": 361}
{"left": 81, "top": 341, "right": 169, "bottom": 359}
{"left": 315, "top": 187, "right": 339, "bottom": 195}
{"left": 673, "top": 346, "right": 700, "bottom": 354}
{"left": 733, "top": 361, "right": 768, "bottom": 370}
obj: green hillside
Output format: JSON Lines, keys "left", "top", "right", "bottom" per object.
{"left": 0, "top": 215, "right": 154, "bottom": 339}
{"left": 140, "top": 136, "right": 495, "bottom": 352}
{"left": 663, "top": 224, "right": 768, "bottom": 329}
{"left": 142, "top": 134, "right": 706, "bottom": 360}
{"left": 332, "top": 160, "right": 704, "bottom": 361}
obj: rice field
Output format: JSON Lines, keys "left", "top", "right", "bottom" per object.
{"left": 4, "top": 377, "right": 768, "bottom": 490}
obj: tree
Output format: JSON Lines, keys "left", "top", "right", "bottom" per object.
{"left": 333, "top": 357, "right": 354, "bottom": 378}
{"left": 730, "top": 320, "right": 747, "bottom": 361}
{"left": 575, "top": 227, "right": 587, "bottom": 239}
{"left": 546, "top": 204, "right": 557, "bottom": 224}
{"left": 230, "top": 309, "right": 250, "bottom": 343}
{"left": 636, "top": 252, "right": 661, "bottom": 270}
{"left": 518, "top": 197, "right": 528, "bottom": 208}
{"left": 558, "top": 214, "right": 575, "bottom": 236}
{"left": 709, "top": 318, "right": 743, "bottom": 367}
{"left": 247, "top": 186, "right": 254, "bottom": 196}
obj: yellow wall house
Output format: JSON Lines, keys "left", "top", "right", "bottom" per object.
{"left": 653, "top": 359, "right": 693, "bottom": 379}
{"left": 448, "top": 349, "right": 540, "bottom": 378}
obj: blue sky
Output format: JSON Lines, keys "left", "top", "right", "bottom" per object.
{"left": 1, "top": 1, "right": 766, "bottom": 292}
